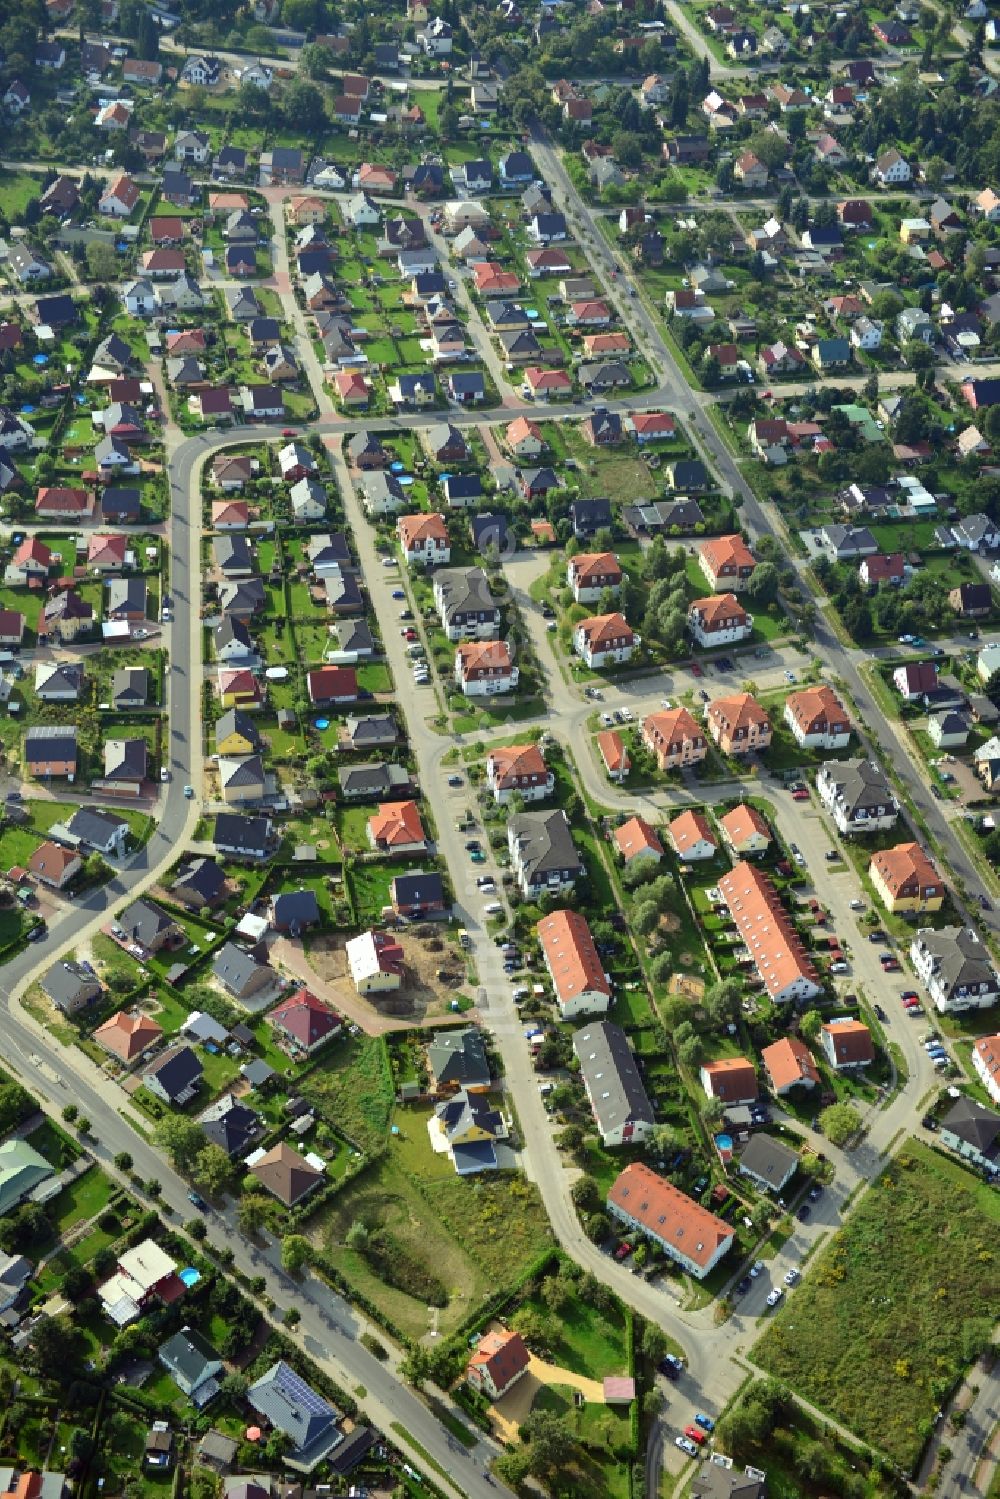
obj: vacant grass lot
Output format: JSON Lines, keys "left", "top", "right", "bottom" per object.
{"left": 311, "top": 1116, "right": 552, "bottom": 1342}
{"left": 521, "top": 1285, "right": 628, "bottom": 1378}
{"left": 756, "top": 1142, "right": 1000, "bottom": 1469}
{"left": 299, "top": 1033, "right": 393, "bottom": 1154}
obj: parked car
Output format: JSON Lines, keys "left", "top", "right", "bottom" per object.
{"left": 749, "top": 1259, "right": 764, "bottom": 1278}
{"left": 694, "top": 1414, "right": 715, "bottom": 1432}
{"left": 683, "top": 1425, "right": 706, "bottom": 1446}
{"left": 675, "top": 1436, "right": 699, "bottom": 1457}
{"left": 766, "top": 1288, "right": 784, "bottom": 1307}
{"left": 659, "top": 1354, "right": 684, "bottom": 1380}
{"left": 783, "top": 1267, "right": 801, "bottom": 1286}
{"left": 849, "top": 899, "right": 865, "bottom": 910}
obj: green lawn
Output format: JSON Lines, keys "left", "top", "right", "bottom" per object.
{"left": 521, "top": 1284, "right": 629, "bottom": 1378}
{"left": 756, "top": 1141, "right": 1000, "bottom": 1470}
{"left": 299, "top": 1033, "right": 394, "bottom": 1155}
{"left": 47, "top": 1165, "right": 116, "bottom": 1235}
{"left": 309, "top": 1114, "right": 553, "bottom": 1341}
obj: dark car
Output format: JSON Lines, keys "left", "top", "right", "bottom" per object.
{"left": 26, "top": 924, "right": 46, "bottom": 943}
{"left": 658, "top": 1354, "right": 683, "bottom": 1380}
{"left": 808, "top": 1184, "right": 822, "bottom": 1202}
{"left": 734, "top": 1276, "right": 752, "bottom": 1297}
{"left": 187, "top": 1191, "right": 208, "bottom": 1210}
{"left": 797, "top": 1205, "right": 811, "bottom": 1222}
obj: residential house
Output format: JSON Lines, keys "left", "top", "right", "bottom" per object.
{"left": 706, "top": 692, "right": 771, "bottom": 756}
{"left": 573, "top": 612, "right": 638, "bottom": 670}
{"left": 537, "top": 908, "right": 611, "bottom": 1018}
{"left": 269, "top": 989, "right": 341, "bottom": 1055}
{"left": 821, "top": 1019, "right": 875, "bottom": 1070}
{"left": 688, "top": 594, "right": 752, "bottom": 649}
{"left": 719, "top": 863, "right": 819, "bottom": 1004}
{"left": 784, "top": 685, "right": 851, "bottom": 749}
{"left": 699, "top": 534, "right": 756, "bottom": 592}
{"left": 455, "top": 640, "right": 518, "bottom": 696}
{"left": 642, "top": 707, "right": 706, "bottom": 770}
{"left": 668, "top": 809, "right": 717, "bottom": 862}
{"left": 486, "top": 744, "right": 554, "bottom": 804}
{"left": 700, "top": 1057, "right": 758, "bottom": 1106}
{"left": 573, "top": 1021, "right": 654, "bottom": 1145}
{"left": 509, "top": 811, "right": 584, "bottom": 899}
{"left": 144, "top": 1046, "right": 203, "bottom": 1107}
{"left": 345, "top": 929, "right": 404, "bottom": 995}
{"left": 816, "top": 758, "right": 899, "bottom": 833}
{"left": 910, "top": 926, "right": 1000, "bottom": 1013}
{"left": 718, "top": 803, "right": 771, "bottom": 857}
{"left": 607, "top": 1163, "right": 733, "bottom": 1280}
{"left": 762, "top": 1035, "right": 821, "bottom": 1095}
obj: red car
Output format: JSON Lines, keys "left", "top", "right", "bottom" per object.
{"left": 902, "top": 996, "right": 919, "bottom": 1008}
{"left": 684, "top": 1425, "right": 707, "bottom": 1446}
{"left": 614, "top": 1242, "right": 632, "bottom": 1261}
{"left": 689, "top": 661, "right": 703, "bottom": 677}
{"left": 882, "top": 958, "right": 901, "bottom": 972}
{"left": 791, "top": 788, "right": 810, "bottom": 801}
{"left": 901, "top": 991, "right": 918, "bottom": 1001}
{"left": 281, "top": 427, "right": 297, "bottom": 438}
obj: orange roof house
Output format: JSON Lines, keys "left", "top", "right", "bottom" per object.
{"left": 783, "top": 684, "right": 851, "bottom": 749}
{"left": 762, "top": 1035, "right": 821, "bottom": 1094}
{"left": 642, "top": 706, "right": 707, "bottom": 769}
{"left": 718, "top": 802, "right": 771, "bottom": 854}
{"left": 486, "top": 742, "right": 553, "bottom": 802}
{"left": 972, "top": 1033, "right": 1000, "bottom": 1105}
{"left": 597, "top": 728, "right": 630, "bottom": 780}
{"left": 706, "top": 692, "right": 771, "bottom": 756}
{"left": 537, "top": 908, "right": 611, "bottom": 1019}
{"left": 466, "top": 1329, "right": 530, "bottom": 1401}
{"left": 506, "top": 415, "right": 545, "bottom": 455}
{"left": 718, "top": 863, "right": 820, "bottom": 1004}
{"left": 700, "top": 1056, "right": 758, "bottom": 1104}
{"left": 613, "top": 815, "right": 664, "bottom": 864}
{"left": 367, "top": 799, "right": 427, "bottom": 852}
{"left": 821, "top": 1019, "right": 875, "bottom": 1069}
{"left": 94, "top": 1009, "right": 163, "bottom": 1061}
{"left": 698, "top": 533, "right": 757, "bottom": 591}
{"left": 668, "top": 809, "right": 717, "bottom": 861}
{"left": 869, "top": 841, "right": 944, "bottom": 913}
{"left": 607, "top": 1162, "right": 734, "bottom": 1280}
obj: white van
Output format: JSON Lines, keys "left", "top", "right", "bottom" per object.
{"left": 483, "top": 901, "right": 503, "bottom": 916}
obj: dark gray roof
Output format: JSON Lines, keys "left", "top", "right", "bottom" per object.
{"left": 198, "top": 1094, "right": 262, "bottom": 1156}
{"left": 247, "top": 1361, "right": 342, "bottom": 1471}
{"left": 738, "top": 1131, "right": 799, "bottom": 1189}
{"left": 146, "top": 1045, "right": 202, "bottom": 1099}
{"left": 25, "top": 725, "right": 78, "bottom": 758}
{"left": 112, "top": 667, "right": 149, "bottom": 704}
{"left": 427, "top": 1027, "right": 490, "bottom": 1088}
{"left": 339, "top": 761, "right": 410, "bottom": 798}
{"left": 213, "top": 812, "right": 273, "bottom": 855}
{"left": 693, "top": 1469, "right": 766, "bottom": 1499}
{"left": 818, "top": 757, "right": 896, "bottom": 816}
{"left": 346, "top": 714, "right": 398, "bottom": 747}
{"left": 215, "top": 708, "right": 261, "bottom": 749}
{"left": 572, "top": 1021, "right": 654, "bottom": 1137}
{"left": 213, "top": 942, "right": 268, "bottom": 996}
{"left": 509, "top": 808, "right": 583, "bottom": 881}
{"left": 914, "top": 926, "right": 1000, "bottom": 1001}
{"left": 172, "top": 856, "right": 227, "bottom": 904}
{"left": 64, "top": 806, "right": 128, "bottom": 846}
{"left": 158, "top": 1327, "right": 223, "bottom": 1390}
{"left": 392, "top": 869, "right": 445, "bottom": 907}
{"left": 435, "top": 567, "right": 497, "bottom": 622}
{"left": 272, "top": 889, "right": 321, "bottom": 928}
{"left": 119, "top": 898, "right": 174, "bottom": 946}
{"left": 107, "top": 577, "right": 147, "bottom": 615}
{"left": 434, "top": 1088, "right": 502, "bottom": 1144}
{"left": 105, "top": 738, "right": 148, "bottom": 780}
{"left": 941, "top": 1095, "right": 1000, "bottom": 1158}
{"left": 214, "top": 535, "right": 254, "bottom": 573}
{"left": 41, "top": 960, "right": 101, "bottom": 1011}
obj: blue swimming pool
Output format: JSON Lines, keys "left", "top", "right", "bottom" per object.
{"left": 390, "top": 460, "right": 405, "bottom": 473}
{"left": 32, "top": 354, "right": 48, "bottom": 366}
{"left": 20, "top": 404, "right": 34, "bottom": 414}
{"left": 179, "top": 1266, "right": 201, "bottom": 1288}
{"left": 398, "top": 475, "right": 414, "bottom": 486}
{"left": 314, "top": 717, "right": 330, "bottom": 730}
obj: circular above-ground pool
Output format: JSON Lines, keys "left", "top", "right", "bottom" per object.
{"left": 20, "top": 405, "right": 34, "bottom": 414}
{"left": 398, "top": 475, "right": 414, "bottom": 485}
{"left": 390, "top": 460, "right": 405, "bottom": 473}
{"left": 32, "top": 354, "right": 48, "bottom": 366}
{"left": 714, "top": 1133, "right": 733, "bottom": 1152}
{"left": 178, "top": 1266, "right": 201, "bottom": 1287}
{"left": 314, "top": 717, "right": 331, "bottom": 730}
